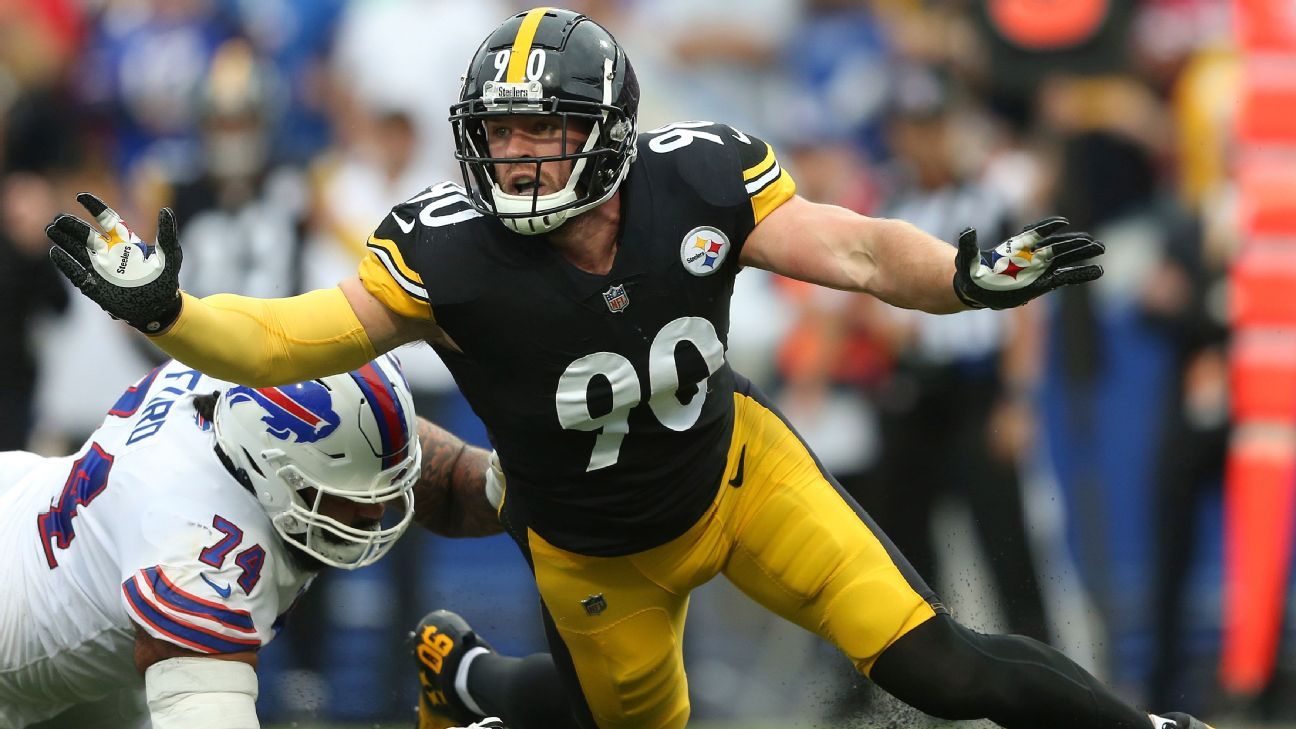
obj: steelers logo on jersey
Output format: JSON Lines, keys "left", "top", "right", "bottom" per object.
{"left": 679, "top": 226, "right": 731, "bottom": 276}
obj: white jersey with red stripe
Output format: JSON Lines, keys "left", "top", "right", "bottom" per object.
{"left": 0, "top": 360, "right": 313, "bottom": 728}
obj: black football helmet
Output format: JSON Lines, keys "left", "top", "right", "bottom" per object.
{"left": 450, "top": 8, "right": 639, "bottom": 235}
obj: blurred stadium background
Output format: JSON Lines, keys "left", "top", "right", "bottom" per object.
{"left": 3, "top": 0, "right": 1294, "bottom": 727}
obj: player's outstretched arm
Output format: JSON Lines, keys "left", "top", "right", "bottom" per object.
{"left": 740, "top": 195, "right": 1103, "bottom": 313}
{"left": 411, "top": 417, "right": 505, "bottom": 538}
{"left": 134, "top": 628, "right": 260, "bottom": 729}
{"left": 46, "top": 194, "right": 423, "bottom": 387}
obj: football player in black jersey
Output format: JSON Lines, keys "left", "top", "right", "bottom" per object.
{"left": 47, "top": 7, "right": 1213, "bottom": 729}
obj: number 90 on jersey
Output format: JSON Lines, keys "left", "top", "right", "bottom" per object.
{"left": 556, "top": 317, "right": 726, "bottom": 471}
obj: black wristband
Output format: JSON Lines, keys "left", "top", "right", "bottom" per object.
{"left": 135, "top": 291, "right": 183, "bottom": 334}
{"left": 952, "top": 271, "right": 987, "bottom": 310}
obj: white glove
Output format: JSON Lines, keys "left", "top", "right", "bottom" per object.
{"left": 46, "top": 192, "right": 184, "bottom": 332}
{"left": 952, "top": 216, "right": 1104, "bottom": 310}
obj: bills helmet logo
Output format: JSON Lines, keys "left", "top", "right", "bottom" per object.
{"left": 226, "top": 381, "right": 341, "bottom": 444}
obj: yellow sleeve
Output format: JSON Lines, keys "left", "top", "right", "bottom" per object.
{"left": 742, "top": 141, "right": 797, "bottom": 225}
{"left": 151, "top": 288, "right": 376, "bottom": 387}
{"left": 357, "top": 236, "right": 435, "bottom": 321}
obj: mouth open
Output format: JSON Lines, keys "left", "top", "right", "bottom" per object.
{"left": 507, "top": 174, "right": 546, "bottom": 196}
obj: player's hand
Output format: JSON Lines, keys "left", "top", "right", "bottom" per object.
{"left": 45, "top": 192, "right": 183, "bottom": 334}
{"left": 952, "top": 216, "right": 1104, "bottom": 310}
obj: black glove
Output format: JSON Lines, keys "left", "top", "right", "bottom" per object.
{"left": 46, "top": 192, "right": 183, "bottom": 333}
{"left": 952, "top": 216, "right": 1104, "bottom": 310}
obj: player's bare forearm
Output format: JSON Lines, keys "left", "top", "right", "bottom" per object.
{"left": 857, "top": 217, "right": 966, "bottom": 313}
{"left": 742, "top": 196, "right": 967, "bottom": 314}
{"left": 412, "top": 418, "right": 503, "bottom": 537}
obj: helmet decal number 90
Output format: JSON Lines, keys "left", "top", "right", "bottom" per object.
{"left": 556, "top": 317, "right": 725, "bottom": 471}
{"left": 492, "top": 48, "right": 548, "bottom": 83}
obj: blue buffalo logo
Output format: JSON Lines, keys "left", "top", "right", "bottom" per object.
{"left": 226, "top": 382, "right": 341, "bottom": 443}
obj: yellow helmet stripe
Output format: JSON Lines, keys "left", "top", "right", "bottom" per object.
{"left": 506, "top": 7, "right": 551, "bottom": 83}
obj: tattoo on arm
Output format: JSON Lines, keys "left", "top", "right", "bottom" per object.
{"left": 411, "top": 418, "right": 503, "bottom": 537}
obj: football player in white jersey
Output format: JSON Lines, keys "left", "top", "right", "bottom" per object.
{"left": 0, "top": 354, "right": 499, "bottom": 729}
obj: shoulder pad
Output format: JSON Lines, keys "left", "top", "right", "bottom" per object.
{"left": 361, "top": 182, "right": 486, "bottom": 321}
{"left": 118, "top": 500, "right": 290, "bottom": 654}
{"left": 636, "top": 121, "right": 796, "bottom": 225}
{"left": 373, "top": 182, "right": 483, "bottom": 243}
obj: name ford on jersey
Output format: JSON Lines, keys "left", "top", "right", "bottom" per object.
{"left": 126, "top": 367, "right": 205, "bottom": 444}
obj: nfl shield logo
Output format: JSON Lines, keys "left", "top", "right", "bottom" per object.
{"left": 581, "top": 593, "right": 607, "bottom": 616}
{"left": 602, "top": 284, "right": 630, "bottom": 313}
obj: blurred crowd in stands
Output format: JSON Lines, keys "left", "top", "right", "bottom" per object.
{"left": 1, "top": 0, "right": 1287, "bottom": 725}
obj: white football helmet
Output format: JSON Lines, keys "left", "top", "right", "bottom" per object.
{"left": 214, "top": 354, "right": 420, "bottom": 569}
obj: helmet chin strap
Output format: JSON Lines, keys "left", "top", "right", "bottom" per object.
{"left": 272, "top": 510, "right": 309, "bottom": 536}
{"left": 274, "top": 509, "right": 363, "bottom": 567}
{"left": 492, "top": 149, "right": 633, "bottom": 235}
{"left": 494, "top": 187, "right": 578, "bottom": 235}
{"left": 491, "top": 137, "right": 592, "bottom": 235}
{"left": 501, "top": 206, "right": 572, "bottom": 235}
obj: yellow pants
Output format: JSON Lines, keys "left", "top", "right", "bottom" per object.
{"left": 527, "top": 388, "right": 941, "bottom": 729}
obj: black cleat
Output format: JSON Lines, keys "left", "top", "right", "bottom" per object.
{"left": 1159, "top": 713, "right": 1216, "bottom": 729}
{"left": 411, "top": 610, "right": 494, "bottom": 729}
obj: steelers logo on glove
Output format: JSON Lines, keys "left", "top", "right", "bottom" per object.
{"left": 952, "top": 216, "right": 1105, "bottom": 311}
{"left": 46, "top": 192, "right": 184, "bottom": 333}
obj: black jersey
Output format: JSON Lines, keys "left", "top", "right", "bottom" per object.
{"left": 358, "top": 122, "right": 796, "bottom": 555}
